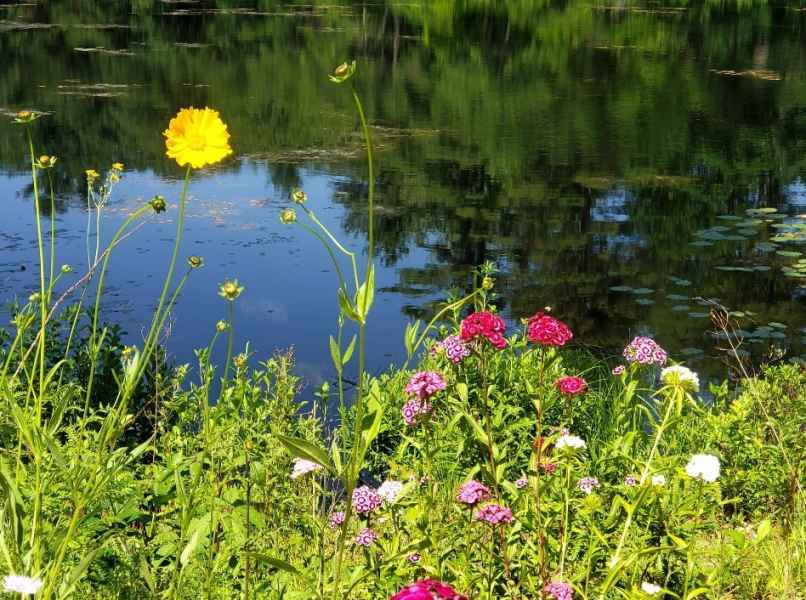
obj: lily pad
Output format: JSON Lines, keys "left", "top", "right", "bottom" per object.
{"left": 631, "top": 288, "right": 654, "bottom": 295}
{"left": 635, "top": 298, "right": 655, "bottom": 305}
{"left": 609, "top": 285, "right": 633, "bottom": 292}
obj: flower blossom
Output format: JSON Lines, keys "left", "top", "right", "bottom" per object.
{"left": 641, "top": 582, "right": 662, "bottom": 595}
{"left": 661, "top": 365, "right": 700, "bottom": 393}
{"left": 460, "top": 311, "right": 507, "bottom": 349}
{"left": 377, "top": 480, "right": 404, "bottom": 505}
{"left": 624, "top": 474, "right": 638, "bottom": 487}
{"left": 555, "top": 433, "right": 586, "bottom": 451}
{"left": 163, "top": 106, "right": 233, "bottom": 169}
{"left": 541, "top": 462, "right": 558, "bottom": 475}
{"left": 577, "top": 476, "right": 600, "bottom": 495}
{"left": 352, "top": 486, "right": 383, "bottom": 514}
{"left": 391, "top": 579, "right": 467, "bottom": 600}
{"left": 685, "top": 454, "right": 720, "bottom": 482}
{"left": 527, "top": 312, "right": 573, "bottom": 346}
{"left": 456, "top": 480, "right": 491, "bottom": 506}
{"left": 623, "top": 336, "right": 668, "bottom": 366}
{"left": 355, "top": 527, "right": 377, "bottom": 547}
{"left": 555, "top": 376, "right": 587, "bottom": 396}
{"left": 651, "top": 474, "right": 667, "bottom": 486}
{"left": 2, "top": 575, "right": 43, "bottom": 595}
{"left": 516, "top": 477, "right": 528, "bottom": 489}
{"left": 612, "top": 365, "right": 625, "bottom": 376}
{"left": 432, "top": 335, "right": 471, "bottom": 363}
{"left": 406, "top": 371, "right": 447, "bottom": 400}
{"left": 329, "top": 511, "right": 345, "bottom": 529}
{"left": 402, "top": 398, "right": 433, "bottom": 426}
{"left": 475, "top": 503, "right": 513, "bottom": 526}
{"left": 290, "top": 458, "right": 322, "bottom": 479}
{"left": 544, "top": 581, "right": 574, "bottom": 600}
{"left": 408, "top": 552, "right": 421, "bottom": 564}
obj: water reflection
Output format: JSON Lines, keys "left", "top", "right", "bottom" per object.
{"left": 1, "top": 0, "right": 805, "bottom": 382}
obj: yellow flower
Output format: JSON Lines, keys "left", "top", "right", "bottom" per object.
{"left": 111, "top": 162, "right": 124, "bottom": 171}
{"left": 218, "top": 279, "right": 244, "bottom": 302}
{"left": 85, "top": 169, "right": 100, "bottom": 182}
{"left": 37, "top": 155, "right": 57, "bottom": 169}
{"left": 163, "top": 107, "right": 232, "bottom": 169}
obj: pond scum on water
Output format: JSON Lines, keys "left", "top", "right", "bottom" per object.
{"left": 0, "top": 64, "right": 804, "bottom": 600}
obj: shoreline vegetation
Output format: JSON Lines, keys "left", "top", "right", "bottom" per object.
{"left": 1, "top": 64, "right": 804, "bottom": 600}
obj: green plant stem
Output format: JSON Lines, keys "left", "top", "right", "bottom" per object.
{"left": 559, "top": 460, "right": 572, "bottom": 577}
{"left": 223, "top": 301, "right": 235, "bottom": 386}
{"left": 47, "top": 171, "right": 56, "bottom": 302}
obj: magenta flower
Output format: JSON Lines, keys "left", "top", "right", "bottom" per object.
{"left": 624, "top": 474, "right": 638, "bottom": 486}
{"left": 516, "top": 477, "right": 528, "bottom": 489}
{"left": 623, "top": 336, "right": 668, "bottom": 366}
{"left": 475, "top": 503, "right": 513, "bottom": 526}
{"left": 460, "top": 311, "right": 507, "bottom": 349}
{"left": 408, "top": 552, "right": 421, "bottom": 563}
{"left": 402, "top": 398, "right": 433, "bottom": 426}
{"left": 544, "top": 581, "right": 574, "bottom": 600}
{"left": 541, "top": 462, "right": 558, "bottom": 475}
{"left": 527, "top": 312, "right": 573, "bottom": 346}
{"left": 456, "top": 480, "right": 491, "bottom": 506}
{"left": 555, "top": 376, "right": 587, "bottom": 396}
{"left": 612, "top": 365, "right": 625, "bottom": 376}
{"left": 329, "top": 511, "right": 345, "bottom": 529}
{"left": 352, "top": 486, "right": 383, "bottom": 514}
{"left": 406, "top": 371, "right": 447, "bottom": 400}
{"left": 433, "top": 335, "right": 471, "bottom": 363}
{"left": 355, "top": 527, "right": 377, "bottom": 547}
{"left": 391, "top": 579, "right": 467, "bottom": 600}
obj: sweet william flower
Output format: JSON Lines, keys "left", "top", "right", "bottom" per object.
{"left": 164, "top": 107, "right": 232, "bottom": 169}
{"left": 641, "top": 582, "right": 662, "bottom": 595}
{"left": 390, "top": 579, "right": 467, "bottom": 600}
{"left": 651, "top": 474, "right": 667, "bottom": 486}
{"left": 456, "top": 480, "right": 491, "bottom": 505}
{"left": 406, "top": 371, "right": 446, "bottom": 400}
{"left": 556, "top": 375, "right": 587, "bottom": 396}
{"left": 290, "top": 458, "right": 322, "bottom": 479}
{"left": 685, "top": 453, "right": 720, "bottom": 482}
{"left": 661, "top": 365, "right": 700, "bottom": 393}
{"left": 612, "top": 365, "right": 625, "bottom": 376}
{"left": 623, "top": 336, "right": 667, "bottom": 366}
{"left": 377, "top": 480, "right": 404, "bottom": 505}
{"left": 355, "top": 527, "right": 377, "bottom": 547}
{"left": 544, "top": 581, "right": 574, "bottom": 600}
{"left": 3, "top": 574, "right": 43, "bottom": 595}
{"left": 329, "top": 511, "right": 345, "bottom": 529}
{"left": 352, "top": 485, "right": 382, "bottom": 514}
{"left": 460, "top": 311, "right": 507, "bottom": 349}
{"left": 475, "top": 503, "right": 513, "bottom": 525}
{"left": 577, "top": 476, "right": 600, "bottom": 494}
{"left": 527, "top": 311, "right": 573, "bottom": 346}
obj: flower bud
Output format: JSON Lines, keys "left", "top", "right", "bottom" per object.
{"left": 481, "top": 276, "right": 495, "bottom": 290}
{"left": 216, "top": 320, "right": 230, "bottom": 333}
{"left": 280, "top": 208, "right": 297, "bottom": 224}
{"left": 187, "top": 255, "right": 204, "bottom": 269}
{"left": 28, "top": 292, "right": 41, "bottom": 304}
{"left": 234, "top": 353, "right": 247, "bottom": 370}
{"left": 85, "top": 169, "right": 100, "bottom": 182}
{"left": 13, "top": 110, "right": 40, "bottom": 123}
{"left": 329, "top": 61, "right": 356, "bottom": 84}
{"left": 150, "top": 195, "right": 167, "bottom": 214}
{"left": 218, "top": 279, "right": 244, "bottom": 302}
{"left": 61, "top": 264, "right": 72, "bottom": 274}
{"left": 292, "top": 189, "right": 307, "bottom": 204}
{"left": 37, "top": 155, "right": 57, "bottom": 169}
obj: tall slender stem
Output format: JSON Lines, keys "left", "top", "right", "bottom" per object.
{"left": 26, "top": 129, "right": 46, "bottom": 416}
{"left": 224, "top": 301, "right": 235, "bottom": 385}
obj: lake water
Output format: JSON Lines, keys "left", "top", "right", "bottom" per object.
{"left": 2, "top": 0, "right": 806, "bottom": 386}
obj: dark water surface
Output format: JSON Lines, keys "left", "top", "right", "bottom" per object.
{"left": 2, "top": 0, "right": 806, "bottom": 385}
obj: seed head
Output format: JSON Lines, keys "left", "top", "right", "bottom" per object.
{"left": 187, "top": 255, "right": 204, "bottom": 269}
{"left": 292, "top": 189, "right": 307, "bottom": 204}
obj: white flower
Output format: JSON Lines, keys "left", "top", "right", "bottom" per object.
{"left": 555, "top": 434, "right": 586, "bottom": 450}
{"left": 641, "top": 581, "right": 662, "bottom": 595}
{"left": 685, "top": 453, "right": 720, "bottom": 482}
{"left": 3, "top": 575, "right": 44, "bottom": 595}
{"left": 290, "top": 458, "right": 322, "bottom": 479}
{"left": 377, "top": 480, "right": 404, "bottom": 505}
{"left": 651, "top": 474, "right": 666, "bottom": 486}
{"left": 660, "top": 365, "right": 700, "bottom": 393}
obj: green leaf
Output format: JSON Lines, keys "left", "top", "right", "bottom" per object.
{"left": 277, "top": 435, "right": 336, "bottom": 475}
{"left": 329, "top": 336, "right": 342, "bottom": 372}
{"left": 756, "top": 519, "right": 772, "bottom": 542}
{"left": 180, "top": 529, "right": 200, "bottom": 567}
{"left": 342, "top": 335, "right": 357, "bottom": 365}
{"left": 354, "top": 264, "right": 375, "bottom": 321}
{"left": 337, "top": 288, "right": 360, "bottom": 322}
{"left": 250, "top": 553, "right": 301, "bottom": 575}
{"left": 359, "top": 381, "right": 384, "bottom": 451}
{"left": 462, "top": 411, "right": 489, "bottom": 446}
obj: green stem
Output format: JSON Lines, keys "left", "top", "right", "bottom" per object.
{"left": 559, "top": 460, "right": 572, "bottom": 576}
{"left": 223, "top": 301, "right": 235, "bottom": 386}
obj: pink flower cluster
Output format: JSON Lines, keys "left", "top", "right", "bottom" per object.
{"left": 577, "top": 476, "right": 600, "bottom": 495}
{"left": 402, "top": 398, "right": 433, "bottom": 426}
{"left": 475, "top": 503, "right": 513, "bottom": 526}
{"left": 460, "top": 311, "right": 507, "bottom": 349}
{"left": 406, "top": 371, "right": 447, "bottom": 400}
{"left": 456, "top": 480, "right": 491, "bottom": 506}
{"left": 623, "top": 336, "right": 668, "bottom": 366}
{"left": 352, "top": 486, "right": 383, "bottom": 514}
{"left": 555, "top": 376, "right": 587, "bottom": 396}
{"left": 432, "top": 335, "right": 471, "bottom": 363}
{"left": 329, "top": 511, "right": 345, "bottom": 529}
{"left": 527, "top": 312, "right": 573, "bottom": 346}
{"left": 391, "top": 579, "right": 467, "bottom": 600}
{"left": 355, "top": 527, "right": 377, "bottom": 547}
{"left": 544, "top": 581, "right": 574, "bottom": 600}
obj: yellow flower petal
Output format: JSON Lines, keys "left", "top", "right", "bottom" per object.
{"left": 163, "top": 107, "right": 233, "bottom": 169}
